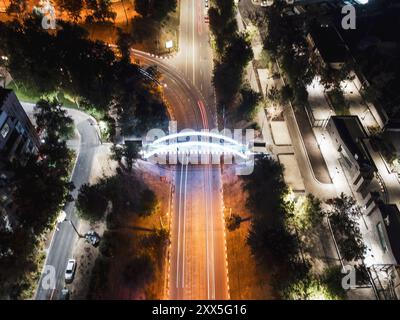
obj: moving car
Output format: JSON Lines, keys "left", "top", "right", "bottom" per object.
{"left": 204, "top": 8, "right": 209, "bottom": 23}
{"left": 64, "top": 259, "right": 77, "bottom": 284}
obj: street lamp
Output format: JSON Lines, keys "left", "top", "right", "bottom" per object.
{"left": 57, "top": 210, "right": 83, "bottom": 238}
{"left": 56, "top": 210, "right": 101, "bottom": 247}
{"left": 166, "top": 40, "right": 173, "bottom": 53}
{"left": 361, "top": 108, "right": 371, "bottom": 121}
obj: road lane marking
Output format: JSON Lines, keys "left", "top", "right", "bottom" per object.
{"left": 204, "top": 164, "right": 210, "bottom": 299}
{"left": 182, "top": 155, "right": 189, "bottom": 289}
{"left": 207, "top": 165, "right": 216, "bottom": 299}
{"left": 197, "top": 0, "right": 202, "bottom": 36}
{"left": 192, "top": 0, "right": 196, "bottom": 85}
{"left": 176, "top": 155, "right": 185, "bottom": 288}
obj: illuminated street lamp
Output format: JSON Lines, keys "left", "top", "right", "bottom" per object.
{"left": 56, "top": 210, "right": 101, "bottom": 247}
{"left": 166, "top": 40, "right": 173, "bottom": 52}
{"left": 56, "top": 210, "right": 83, "bottom": 238}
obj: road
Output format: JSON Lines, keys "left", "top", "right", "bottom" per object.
{"left": 168, "top": 0, "right": 228, "bottom": 300}
{"left": 22, "top": 103, "right": 102, "bottom": 300}
{"left": 133, "top": 0, "right": 228, "bottom": 299}
{"left": 31, "top": 0, "right": 228, "bottom": 300}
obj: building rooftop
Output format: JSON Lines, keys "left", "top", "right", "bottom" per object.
{"left": 310, "top": 24, "right": 347, "bottom": 64}
{"left": 379, "top": 203, "right": 400, "bottom": 264}
{"left": 331, "top": 115, "right": 375, "bottom": 171}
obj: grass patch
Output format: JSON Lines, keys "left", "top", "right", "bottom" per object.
{"left": 223, "top": 176, "right": 277, "bottom": 299}
{"left": 7, "top": 81, "right": 105, "bottom": 121}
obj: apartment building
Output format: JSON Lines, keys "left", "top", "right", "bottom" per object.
{"left": 0, "top": 88, "right": 40, "bottom": 228}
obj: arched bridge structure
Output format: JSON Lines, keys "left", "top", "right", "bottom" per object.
{"left": 141, "top": 131, "right": 253, "bottom": 162}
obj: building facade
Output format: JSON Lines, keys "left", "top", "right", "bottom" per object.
{"left": 0, "top": 88, "right": 40, "bottom": 228}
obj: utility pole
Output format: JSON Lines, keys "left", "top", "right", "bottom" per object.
{"left": 65, "top": 219, "right": 84, "bottom": 238}
{"left": 120, "top": 0, "right": 128, "bottom": 26}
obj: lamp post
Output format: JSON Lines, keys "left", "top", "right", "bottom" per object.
{"left": 56, "top": 210, "right": 101, "bottom": 246}
{"left": 361, "top": 108, "right": 371, "bottom": 121}
{"left": 56, "top": 210, "right": 84, "bottom": 238}
{"left": 165, "top": 40, "right": 173, "bottom": 53}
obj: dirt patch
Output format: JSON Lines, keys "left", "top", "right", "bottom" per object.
{"left": 222, "top": 166, "right": 277, "bottom": 300}
{"left": 86, "top": 162, "right": 172, "bottom": 300}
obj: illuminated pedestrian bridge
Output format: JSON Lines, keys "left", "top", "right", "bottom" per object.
{"left": 141, "top": 131, "right": 253, "bottom": 162}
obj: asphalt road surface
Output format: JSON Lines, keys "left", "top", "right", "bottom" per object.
{"left": 134, "top": 0, "right": 229, "bottom": 300}
{"left": 132, "top": 0, "right": 229, "bottom": 300}
{"left": 169, "top": 0, "right": 228, "bottom": 300}
{"left": 23, "top": 104, "right": 102, "bottom": 300}
{"left": 32, "top": 0, "right": 228, "bottom": 300}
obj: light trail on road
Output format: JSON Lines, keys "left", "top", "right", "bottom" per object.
{"left": 132, "top": 0, "right": 229, "bottom": 300}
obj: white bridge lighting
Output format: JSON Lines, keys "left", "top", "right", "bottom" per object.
{"left": 150, "top": 131, "right": 244, "bottom": 147}
{"left": 142, "top": 141, "right": 251, "bottom": 160}
{"left": 141, "top": 130, "right": 255, "bottom": 163}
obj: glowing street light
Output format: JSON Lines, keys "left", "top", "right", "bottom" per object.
{"left": 165, "top": 40, "right": 174, "bottom": 50}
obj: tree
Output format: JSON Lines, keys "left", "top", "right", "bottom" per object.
{"left": 141, "top": 226, "right": 170, "bottom": 261}
{"left": 285, "top": 193, "right": 323, "bottom": 232}
{"left": 111, "top": 141, "right": 140, "bottom": 172}
{"left": 213, "top": 34, "right": 253, "bottom": 108}
{"left": 56, "top": 0, "right": 83, "bottom": 21}
{"left": 99, "top": 230, "right": 120, "bottom": 258}
{"left": 13, "top": 98, "right": 75, "bottom": 234}
{"left": 280, "top": 84, "right": 294, "bottom": 104}
{"left": 282, "top": 265, "right": 346, "bottom": 300}
{"left": 208, "top": 0, "right": 237, "bottom": 55}
{"left": 123, "top": 254, "right": 155, "bottom": 287}
{"left": 226, "top": 213, "right": 246, "bottom": 231}
{"left": 327, "top": 87, "right": 349, "bottom": 115}
{"left": 6, "top": 0, "right": 27, "bottom": 15}
{"left": 116, "top": 30, "right": 132, "bottom": 63}
{"left": 138, "top": 188, "right": 158, "bottom": 217}
{"left": 134, "top": 0, "right": 150, "bottom": 17}
{"left": 134, "top": 0, "right": 176, "bottom": 21}
{"left": 85, "top": 0, "right": 116, "bottom": 23}
{"left": 34, "top": 99, "right": 74, "bottom": 140}
{"left": 0, "top": 18, "right": 117, "bottom": 110}
{"left": 237, "top": 86, "right": 261, "bottom": 121}
{"left": 248, "top": 218, "right": 299, "bottom": 266}
{"left": 267, "top": 87, "right": 280, "bottom": 107}
{"left": 241, "top": 155, "right": 287, "bottom": 220}
{"left": 130, "top": 15, "right": 156, "bottom": 43}
{"left": 318, "top": 63, "right": 354, "bottom": 91}
{"left": 324, "top": 193, "right": 367, "bottom": 262}
{"left": 152, "top": 0, "right": 177, "bottom": 22}
{"left": 76, "top": 183, "right": 108, "bottom": 222}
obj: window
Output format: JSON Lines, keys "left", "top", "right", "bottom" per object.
{"left": 0, "top": 122, "right": 10, "bottom": 138}
{"left": 376, "top": 222, "right": 388, "bottom": 253}
{"left": 15, "top": 121, "right": 25, "bottom": 135}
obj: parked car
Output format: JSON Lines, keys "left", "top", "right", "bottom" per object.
{"left": 60, "top": 288, "right": 70, "bottom": 300}
{"left": 64, "top": 259, "right": 77, "bottom": 284}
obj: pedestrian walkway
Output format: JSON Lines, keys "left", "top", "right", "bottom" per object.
{"left": 293, "top": 105, "right": 332, "bottom": 184}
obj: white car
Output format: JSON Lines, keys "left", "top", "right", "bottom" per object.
{"left": 64, "top": 259, "right": 77, "bottom": 283}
